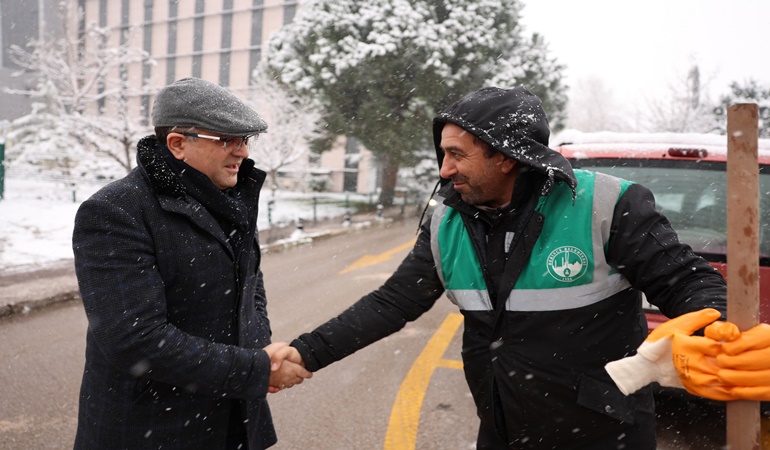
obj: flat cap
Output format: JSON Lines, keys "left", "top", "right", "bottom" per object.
{"left": 152, "top": 77, "right": 267, "bottom": 136}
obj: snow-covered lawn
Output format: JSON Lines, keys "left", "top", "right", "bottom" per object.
{"left": 0, "top": 177, "right": 371, "bottom": 271}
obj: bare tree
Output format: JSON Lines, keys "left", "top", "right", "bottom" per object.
{"left": 566, "top": 76, "right": 634, "bottom": 132}
{"left": 642, "top": 65, "right": 715, "bottom": 133}
{"left": 5, "top": 1, "right": 153, "bottom": 182}
{"left": 246, "top": 69, "right": 324, "bottom": 196}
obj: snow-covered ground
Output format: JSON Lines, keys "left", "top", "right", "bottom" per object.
{"left": 0, "top": 177, "right": 370, "bottom": 271}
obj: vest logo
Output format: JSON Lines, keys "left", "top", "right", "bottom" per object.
{"left": 547, "top": 246, "right": 588, "bottom": 282}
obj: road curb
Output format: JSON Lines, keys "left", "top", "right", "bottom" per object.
{"left": 0, "top": 291, "right": 81, "bottom": 318}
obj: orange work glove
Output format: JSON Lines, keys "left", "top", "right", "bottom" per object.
{"left": 715, "top": 323, "right": 770, "bottom": 401}
{"left": 670, "top": 320, "right": 740, "bottom": 401}
{"left": 605, "top": 308, "right": 723, "bottom": 395}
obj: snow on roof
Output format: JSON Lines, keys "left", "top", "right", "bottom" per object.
{"left": 551, "top": 129, "right": 770, "bottom": 151}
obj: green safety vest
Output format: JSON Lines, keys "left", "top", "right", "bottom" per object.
{"left": 430, "top": 170, "right": 634, "bottom": 312}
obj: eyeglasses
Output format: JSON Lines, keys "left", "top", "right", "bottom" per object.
{"left": 180, "top": 132, "right": 256, "bottom": 151}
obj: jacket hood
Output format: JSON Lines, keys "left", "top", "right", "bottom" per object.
{"left": 433, "top": 86, "right": 576, "bottom": 196}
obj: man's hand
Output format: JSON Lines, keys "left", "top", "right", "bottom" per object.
{"left": 264, "top": 342, "right": 312, "bottom": 393}
{"left": 268, "top": 360, "right": 312, "bottom": 393}
{"left": 264, "top": 342, "right": 303, "bottom": 370}
{"left": 670, "top": 319, "right": 739, "bottom": 401}
{"left": 605, "top": 308, "right": 723, "bottom": 395}
{"left": 714, "top": 323, "right": 770, "bottom": 400}
{"left": 608, "top": 309, "right": 770, "bottom": 402}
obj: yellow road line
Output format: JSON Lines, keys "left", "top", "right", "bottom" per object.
{"left": 339, "top": 239, "right": 416, "bottom": 275}
{"left": 436, "top": 358, "right": 463, "bottom": 370}
{"left": 383, "top": 313, "right": 464, "bottom": 450}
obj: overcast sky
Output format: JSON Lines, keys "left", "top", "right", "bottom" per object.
{"left": 519, "top": 0, "right": 769, "bottom": 108}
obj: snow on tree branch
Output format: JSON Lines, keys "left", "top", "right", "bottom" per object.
{"left": 246, "top": 69, "right": 325, "bottom": 194}
{"left": 711, "top": 79, "right": 770, "bottom": 138}
{"left": 265, "top": 0, "right": 568, "bottom": 205}
{"left": 4, "top": 1, "right": 154, "bottom": 183}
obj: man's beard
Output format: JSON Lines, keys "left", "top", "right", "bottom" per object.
{"left": 452, "top": 176, "right": 486, "bottom": 205}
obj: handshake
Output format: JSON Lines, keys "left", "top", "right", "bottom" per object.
{"left": 606, "top": 308, "right": 770, "bottom": 401}
{"left": 264, "top": 342, "right": 311, "bottom": 394}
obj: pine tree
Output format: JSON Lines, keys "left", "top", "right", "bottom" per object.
{"left": 266, "top": 0, "right": 567, "bottom": 205}
{"left": 711, "top": 79, "right": 770, "bottom": 138}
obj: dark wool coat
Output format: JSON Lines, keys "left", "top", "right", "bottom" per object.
{"left": 72, "top": 136, "right": 276, "bottom": 449}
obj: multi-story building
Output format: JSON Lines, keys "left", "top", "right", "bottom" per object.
{"left": 0, "top": 0, "right": 376, "bottom": 194}
{"left": 1, "top": 0, "right": 65, "bottom": 120}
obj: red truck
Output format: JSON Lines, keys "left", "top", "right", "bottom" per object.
{"left": 554, "top": 131, "right": 770, "bottom": 330}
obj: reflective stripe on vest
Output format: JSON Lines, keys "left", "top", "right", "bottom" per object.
{"left": 430, "top": 204, "right": 493, "bottom": 311}
{"left": 431, "top": 170, "right": 633, "bottom": 312}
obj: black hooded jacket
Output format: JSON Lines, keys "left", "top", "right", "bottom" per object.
{"left": 292, "top": 86, "right": 726, "bottom": 448}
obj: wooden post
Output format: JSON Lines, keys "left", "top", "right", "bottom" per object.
{"left": 726, "top": 103, "right": 761, "bottom": 449}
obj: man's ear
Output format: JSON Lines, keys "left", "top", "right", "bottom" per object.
{"left": 166, "top": 133, "right": 187, "bottom": 160}
{"left": 499, "top": 156, "right": 517, "bottom": 174}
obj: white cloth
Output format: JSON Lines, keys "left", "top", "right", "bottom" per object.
{"left": 605, "top": 337, "right": 684, "bottom": 395}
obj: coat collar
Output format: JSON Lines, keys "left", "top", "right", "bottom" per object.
{"left": 135, "top": 135, "right": 267, "bottom": 259}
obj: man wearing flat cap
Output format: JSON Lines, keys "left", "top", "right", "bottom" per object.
{"left": 72, "top": 77, "right": 309, "bottom": 450}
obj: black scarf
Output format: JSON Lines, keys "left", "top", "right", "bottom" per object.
{"left": 159, "top": 146, "right": 251, "bottom": 253}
